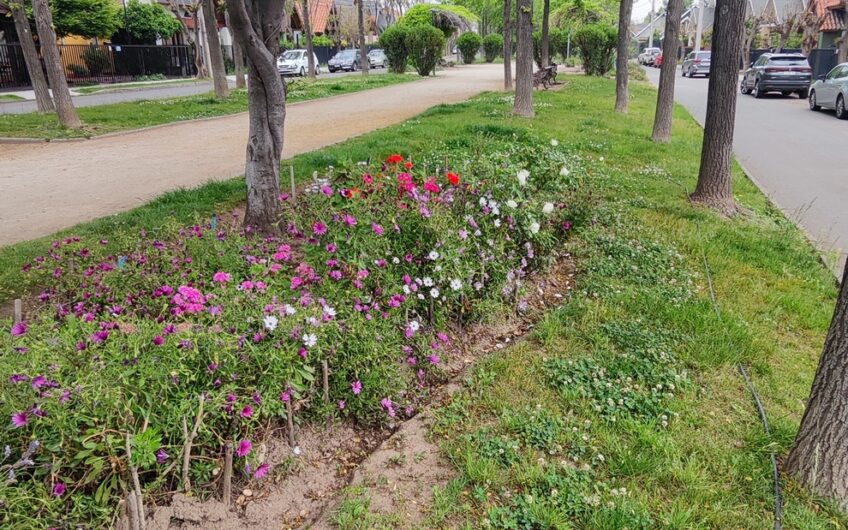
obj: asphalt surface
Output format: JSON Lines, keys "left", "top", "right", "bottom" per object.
{"left": 645, "top": 67, "right": 848, "bottom": 274}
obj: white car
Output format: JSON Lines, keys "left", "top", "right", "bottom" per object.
{"left": 638, "top": 47, "right": 661, "bottom": 66}
{"left": 368, "top": 49, "right": 387, "bottom": 68}
{"left": 277, "top": 49, "right": 321, "bottom": 77}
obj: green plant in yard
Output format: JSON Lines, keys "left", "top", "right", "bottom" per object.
{"left": 482, "top": 33, "right": 503, "bottom": 62}
{"left": 52, "top": 0, "right": 122, "bottom": 38}
{"left": 573, "top": 23, "right": 617, "bottom": 75}
{"left": 122, "top": 0, "right": 182, "bottom": 43}
{"left": 378, "top": 24, "right": 410, "bottom": 74}
{"left": 406, "top": 24, "right": 445, "bottom": 76}
{"left": 550, "top": 28, "right": 569, "bottom": 62}
{"left": 456, "top": 31, "right": 482, "bottom": 64}
{"left": 82, "top": 47, "right": 112, "bottom": 77}
{"left": 397, "top": 4, "right": 477, "bottom": 38}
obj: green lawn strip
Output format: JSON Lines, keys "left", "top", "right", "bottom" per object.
{"left": 73, "top": 79, "right": 202, "bottom": 94}
{"left": 0, "top": 73, "right": 415, "bottom": 140}
{"left": 0, "top": 94, "right": 26, "bottom": 101}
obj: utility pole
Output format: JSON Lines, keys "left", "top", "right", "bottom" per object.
{"left": 695, "top": 0, "right": 706, "bottom": 51}
{"left": 649, "top": 0, "right": 656, "bottom": 47}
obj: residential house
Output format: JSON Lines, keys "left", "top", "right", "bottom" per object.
{"left": 812, "top": 0, "right": 845, "bottom": 47}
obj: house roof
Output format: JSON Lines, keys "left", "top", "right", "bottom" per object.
{"left": 294, "top": 0, "right": 334, "bottom": 35}
{"left": 812, "top": 0, "right": 845, "bottom": 31}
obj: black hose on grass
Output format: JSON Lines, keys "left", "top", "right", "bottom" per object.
{"left": 698, "top": 235, "right": 783, "bottom": 530}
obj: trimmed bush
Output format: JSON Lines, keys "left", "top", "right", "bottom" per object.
{"left": 406, "top": 24, "right": 445, "bottom": 76}
{"left": 379, "top": 25, "right": 410, "bottom": 74}
{"left": 573, "top": 23, "right": 617, "bottom": 76}
{"left": 550, "top": 28, "right": 569, "bottom": 62}
{"left": 456, "top": 31, "right": 482, "bottom": 64}
{"left": 482, "top": 33, "right": 503, "bottom": 62}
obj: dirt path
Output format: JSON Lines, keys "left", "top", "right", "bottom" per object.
{"left": 0, "top": 65, "right": 503, "bottom": 246}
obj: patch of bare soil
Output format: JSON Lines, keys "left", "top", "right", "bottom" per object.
{"left": 137, "top": 254, "right": 576, "bottom": 530}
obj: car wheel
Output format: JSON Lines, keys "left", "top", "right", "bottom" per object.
{"left": 753, "top": 80, "right": 764, "bottom": 98}
{"left": 836, "top": 95, "right": 847, "bottom": 120}
{"left": 299, "top": 67, "right": 305, "bottom": 77}
{"left": 740, "top": 80, "right": 750, "bottom": 95}
{"left": 797, "top": 89, "right": 808, "bottom": 99}
{"left": 809, "top": 90, "right": 820, "bottom": 111}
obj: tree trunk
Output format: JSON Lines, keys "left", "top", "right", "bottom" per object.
{"left": 691, "top": 0, "right": 746, "bottom": 215}
{"left": 742, "top": 16, "right": 762, "bottom": 70}
{"left": 225, "top": 9, "right": 247, "bottom": 88}
{"left": 32, "top": 0, "right": 80, "bottom": 129}
{"left": 191, "top": 8, "right": 209, "bottom": 78}
{"left": 301, "top": 0, "right": 316, "bottom": 78}
{"left": 503, "top": 0, "right": 513, "bottom": 90}
{"left": 226, "top": 0, "right": 286, "bottom": 233}
{"left": 11, "top": 0, "right": 54, "bottom": 112}
{"left": 202, "top": 0, "right": 230, "bottom": 98}
{"left": 839, "top": 0, "right": 848, "bottom": 63}
{"left": 513, "top": 0, "right": 533, "bottom": 117}
{"left": 356, "top": 0, "right": 369, "bottom": 75}
{"left": 652, "top": 0, "right": 683, "bottom": 142}
{"left": 541, "top": 0, "right": 550, "bottom": 67}
{"left": 615, "top": 0, "right": 633, "bottom": 113}
{"left": 786, "top": 264, "right": 848, "bottom": 509}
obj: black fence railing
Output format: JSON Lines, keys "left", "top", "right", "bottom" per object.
{"left": 0, "top": 44, "right": 196, "bottom": 90}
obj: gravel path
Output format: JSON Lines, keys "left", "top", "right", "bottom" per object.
{"left": 0, "top": 65, "right": 503, "bottom": 246}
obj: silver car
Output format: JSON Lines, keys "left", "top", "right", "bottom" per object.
{"left": 809, "top": 62, "right": 848, "bottom": 120}
{"left": 681, "top": 51, "right": 711, "bottom": 78}
{"left": 277, "top": 49, "right": 320, "bottom": 77}
{"left": 638, "top": 47, "right": 661, "bottom": 66}
{"left": 368, "top": 49, "right": 387, "bottom": 69}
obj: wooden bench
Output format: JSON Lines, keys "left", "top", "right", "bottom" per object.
{"left": 533, "top": 63, "right": 558, "bottom": 90}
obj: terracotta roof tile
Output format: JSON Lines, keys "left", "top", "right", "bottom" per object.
{"left": 821, "top": 8, "right": 844, "bottom": 31}
{"left": 295, "top": 0, "right": 334, "bottom": 35}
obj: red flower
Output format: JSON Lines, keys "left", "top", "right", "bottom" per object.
{"left": 404, "top": 161, "right": 414, "bottom": 170}
{"left": 386, "top": 154, "right": 404, "bottom": 164}
{"left": 447, "top": 172, "right": 460, "bottom": 185}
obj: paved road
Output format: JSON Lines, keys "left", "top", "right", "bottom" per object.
{"left": 645, "top": 67, "right": 848, "bottom": 274}
{"left": 0, "top": 69, "right": 388, "bottom": 115}
{"left": 0, "top": 64, "right": 503, "bottom": 246}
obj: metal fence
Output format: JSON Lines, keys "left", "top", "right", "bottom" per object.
{"left": 807, "top": 48, "right": 839, "bottom": 79}
{"left": 0, "top": 44, "right": 196, "bottom": 90}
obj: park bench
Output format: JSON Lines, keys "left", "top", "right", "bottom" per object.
{"left": 533, "top": 63, "right": 558, "bottom": 90}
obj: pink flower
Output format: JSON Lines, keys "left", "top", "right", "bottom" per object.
{"left": 213, "top": 271, "right": 232, "bottom": 283}
{"left": 343, "top": 214, "right": 357, "bottom": 226}
{"left": 313, "top": 221, "right": 328, "bottom": 236}
{"left": 172, "top": 285, "right": 206, "bottom": 314}
{"left": 423, "top": 178, "right": 441, "bottom": 194}
{"left": 11, "top": 321, "right": 27, "bottom": 337}
{"left": 11, "top": 411, "right": 28, "bottom": 428}
{"left": 371, "top": 223, "right": 384, "bottom": 236}
{"left": 152, "top": 335, "right": 164, "bottom": 346}
{"left": 53, "top": 482, "right": 66, "bottom": 497}
{"left": 338, "top": 400, "right": 346, "bottom": 409}
{"left": 321, "top": 185, "right": 333, "bottom": 196}
{"left": 237, "top": 439, "right": 252, "bottom": 457}
{"left": 429, "top": 354, "right": 440, "bottom": 365}
{"left": 363, "top": 174, "right": 374, "bottom": 185}
{"left": 280, "top": 390, "right": 291, "bottom": 402}
{"left": 240, "top": 405, "right": 254, "bottom": 418}
{"left": 326, "top": 243, "right": 337, "bottom": 253}
{"left": 156, "top": 449, "right": 169, "bottom": 463}
{"left": 351, "top": 380, "right": 362, "bottom": 395}
{"left": 380, "top": 398, "right": 396, "bottom": 417}
{"left": 290, "top": 276, "right": 304, "bottom": 290}
{"left": 254, "top": 463, "right": 270, "bottom": 479}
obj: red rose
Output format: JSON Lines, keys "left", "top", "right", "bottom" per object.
{"left": 386, "top": 154, "right": 404, "bottom": 164}
{"left": 447, "top": 172, "right": 460, "bottom": 185}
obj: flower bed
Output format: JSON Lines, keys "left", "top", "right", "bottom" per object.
{"left": 1, "top": 137, "right": 585, "bottom": 527}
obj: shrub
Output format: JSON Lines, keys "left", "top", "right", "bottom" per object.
{"left": 532, "top": 31, "right": 542, "bottom": 68}
{"left": 311, "top": 34, "right": 334, "bottom": 47}
{"left": 397, "top": 4, "right": 477, "bottom": 38}
{"left": 482, "top": 33, "right": 503, "bottom": 62}
{"left": 550, "top": 28, "right": 569, "bottom": 62}
{"left": 379, "top": 25, "right": 410, "bottom": 74}
{"left": 406, "top": 24, "right": 445, "bottom": 76}
{"left": 82, "top": 46, "right": 112, "bottom": 77}
{"left": 456, "top": 31, "right": 482, "bottom": 64}
{"left": 573, "top": 23, "right": 617, "bottom": 76}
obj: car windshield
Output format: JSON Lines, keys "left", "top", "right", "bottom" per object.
{"left": 768, "top": 56, "right": 807, "bottom": 66}
{"left": 335, "top": 51, "right": 356, "bottom": 59}
{"left": 368, "top": 50, "right": 382, "bottom": 56}
{"left": 697, "top": 52, "right": 711, "bottom": 59}
{"left": 282, "top": 51, "right": 302, "bottom": 60}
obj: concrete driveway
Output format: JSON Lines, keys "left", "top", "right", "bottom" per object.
{"left": 645, "top": 67, "right": 848, "bottom": 274}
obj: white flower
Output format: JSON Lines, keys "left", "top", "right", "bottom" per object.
{"left": 494, "top": 219, "right": 502, "bottom": 228}
{"left": 450, "top": 279, "right": 462, "bottom": 291}
{"left": 302, "top": 333, "right": 318, "bottom": 348}
{"left": 403, "top": 285, "right": 411, "bottom": 294}
{"left": 430, "top": 288, "right": 440, "bottom": 299}
{"left": 409, "top": 320, "right": 421, "bottom": 332}
{"left": 517, "top": 169, "right": 529, "bottom": 186}
{"left": 479, "top": 197, "right": 488, "bottom": 207}
{"left": 306, "top": 316, "right": 319, "bottom": 326}
{"left": 263, "top": 315, "right": 278, "bottom": 331}
{"left": 491, "top": 205, "right": 500, "bottom": 215}
{"left": 423, "top": 277, "right": 434, "bottom": 287}
{"left": 550, "top": 138, "right": 559, "bottom": 146}
{"left": 530, "top": 221, "right": 541, "bottom": 234}
{"left": 599, "top": 156, "right": 605, "bottom": 161}
{"left": 417, "top": 293, "right": 425, "bottom": 300}
{"left": 392, "top": 257, "right": 400, "bottom": 264}
{"left": 283, "top": 304, "right": 296, "bottom": 316}
{"left": 559, "top": 166, "right": 570, "bottom": 177}
{"left": 323, "top": 306, "right": 336, "bottom": 317}
{"left": 428, "top": 250, "right": 440, "bottom": 261}
{"left": 543, "top": 202, "right": 554, "bottom": 215}
{"left": 507, "top": 200, "right": 518, "bottom": 209}
{"left": 434, "top": 265, "right": 442, "bottom": 272}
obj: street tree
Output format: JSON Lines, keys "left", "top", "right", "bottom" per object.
{"left": 503, "top": 0, "right": 513, "bottom": 89}
{"left": 786, "top": 263, "right": 848, "bottom": 509}
{"left": 301, "top": 0, "right": 317, "bottom": 78}
{"left": 691, "top": 0, "right": 746, "bottom": 215}
{"left": 51, "top": 0, "right": 121, "bottom": 39}
{"left": 5, "top": 0, "right": 53, "bottom": 112}
{"left": 541, "top": 0, "right": 550, "bottom": 67}
{"left": 168, "top": 0, "right": 207, "bottom": 77}
{"left": 202, "top": 0, "right": 229, "bottom": 98}
{"left": 123, "top": 0, "right": 182, "bottom": 43}
{"left": 225, "top": 0, "right": 286, "bottom": 232}
{"left": 614, "top": 0, "right": 632, "bottom": 112}
{"left": 356, "top": 0, "right": 369, "bottom": 75}
{"left": 651, "top": 0, "right": 683, "bottom": 142}
{"left": 33, "top": 0, "right": 81, "bottom": 128}
{"left": 513, "top": 0, "right": 533, "bottom": 117}
{"left": 741, "top": 13, "right": 763, "bottom": 68}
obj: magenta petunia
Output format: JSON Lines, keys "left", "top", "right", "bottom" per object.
{"left": 253, "top": 463, "right": 270, "bottom": 479}
{"left": 11, "top": 411, "right": 28, "bottom": 428}
{"left": 11, "top": 321, "right": 27, "bottom": 337}
{"left": 212, "top": 271, "right": 232, "bottom": 283}
{"left": 152, "top": 335, "right": 165, "bottom": 346}
{"left": 240, "top": 405, "right": 254, "bottom": 418}
{"left": 237, "top": 439, "right": 252, "bottom": 457}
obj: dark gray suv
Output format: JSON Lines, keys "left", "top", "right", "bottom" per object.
{"left": 681, "top": 51, "right": 711, "bottom": 77}
{"left": 740, "top": 53, "right": 812, "bottom": 98}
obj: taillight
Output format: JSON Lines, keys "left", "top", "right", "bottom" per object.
{"left": 765, "top": 67, "right": 789, "bottom": 73}
{"left": 798, "top": 67, "right": 812, "bottom": 72}
{"left": 694, "top": 59, "right": 701, "bottom": 64}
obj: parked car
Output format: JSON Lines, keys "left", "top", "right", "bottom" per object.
{"left": 681, "top": 51, "right": 711, "bottom": 77}
{"left": 740, "top": 53, "right": 811, "bottom": 98}
{"left": 277, "top": 49, "right": 320, "bottom": 77}
{"left": 809, "top": 62, "right": 848, "bottom": 119}
{"left": 638, "top": 47, "right": 661, "bottom": 66}
{"left": 368, "top": 49, "right": 387, "bottom": 68}
{"left": 328, "top": 50, "right": 363, "bottom": 72}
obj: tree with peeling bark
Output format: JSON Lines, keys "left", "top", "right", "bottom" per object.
{"left": 32, "top": 0, "right": 81, "bottom": 129}
{"left": 356, "top": 0, "right": 370, "bottom": 75}
{"left": 503, "top": 0, "right": 513, "bottom": 89}
{"left": 202, "top": 0, "right": 230, "bottom": 98}
{"left": 226, "top": 0, "right": 286, "bottom": 232}
{"left": 541, "top": 0, "right": 550, "bottom": 67}
{"left": 301, "top": 0, "right": 317, "bottom": 78}
{"left": 786, "top": 263, "right": 848, "bottom": 509}
{"left": 651, "top": 0, "right": 683, "bottom": 142}
{"left": 614, "top": 0, "right": 632, "bottom": 113}
{"left": 5, "top": 0, "right": 54, "bottom": 112}
{"left": 513, "top": 0, "right": 533, "bottom": 116}
{"left": 691, "top": 0, "right": 746, "bottom": 215}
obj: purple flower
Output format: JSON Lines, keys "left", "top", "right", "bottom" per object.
{"left": 156, "top": 449, "right": 169, "bottom": 463}
{"left": 254, "top": 463, "right": 270, "bottom": 479}
{"left": 372, "top": 223, "right": 385, "bottom": 236}
{"left": 11, "top": 412, "right": 28, "bottom": 428}
{"left": 240, "top": 406, "right": 254, "bottom": 418}
{"left": 280, "top": 390, "right": 291, "bottom": 402}
{"left": 152, "top": 335, "right": 164, "bottom": 346}
{"left": 52, "top": 482, "right": 66, "bottom": 497}
{"left": 9, "top": 374, "right": 27, "bottom": 384}
{"left": 237, "top": 439, "right": 252, "bottom": 457}
{"left": 338, "top": 400, "right": 346, "bottom": 410}
{"left": 351, "top": 380, "right": 362, "bottom": 395}
{"left": 343, "top": 214, "right": 357, "bottom": 226}
{"left": 380, "top": 398, "right": 396, "bottom": 417}
{"left": 213, "top": 271, "right": 232, "bottom": 284}
{"left": 11, "top": 321, "right": 27, "bottom": 337}
{"left": 312, "top": 221, "right": 328, "bottom": 236}
{"left": 31, "top": 375, "right": 46, "bottom": 389}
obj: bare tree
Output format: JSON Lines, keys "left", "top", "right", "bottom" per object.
{"left": 226, "top": 0, "right": 286, "bottom": 232}
{"left": 513, "top": 0, "right": 533, "bottom": 116}
{"left": 169, "top": 0, "right": 207, "bottom": 78}
{"left": 839, "top": 0, "right": 848, "bottom": 63}
{"left": 225, "top": 9, "right": 247, "bottom": 88}
{"left": 503, "top": 0, "right": 513, "bottom": 90}
{"left": 301, "top": 0, "right": 317, "bottom": 78}
{"left": 32, "top": 0, "right": 80, "bottom": 129}
{"left": 799, "top": 2, "right": 823, "bottom": 56}
{"left": 614, "top": 0, "right": 633, "bottom": 112}
{"left": 356, "top": 0, "right": 370, "bottom": 75}
{"left": 652, "top": 0, "right": 683, "bottom": 142}
{"left": 202, "top": 0, "right": 230, "bottom": 98}
{"left": 541, "top": 0, "right": 550, "bottom": 67}
{"left": 742, "top": 14, "right": 763, "bottom": 69}
{"left": 691, "top": 0, "right": 747, "bottom": 215}
{"left": 6, "top": 0, "right": 53, "bottom": 112}
{"left": 786, "top": 263, "right": 848, "bottom": 509}
{"left": 774, "top": 12, "right": 800, "bottom": 52}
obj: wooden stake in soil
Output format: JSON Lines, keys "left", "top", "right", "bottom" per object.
{"left": 127, "top": 492, "right": 141, "bottom": 530}
{"left": 286, "top": 397, "right": 296, "bottom": 447}
{"left": 181, "top": 396, "right": 205, "bottom": 494}
{"left": 222, "top": 441, "right": 233, "bottom": 508}
{"left": 13, "top": 299, "right": 22, "bottom": 324}
{"left": 125, "top": 434, "right": 146, "bottom": 530}
{"left": 290, "top": 166, "right": 296, "bottom": 199}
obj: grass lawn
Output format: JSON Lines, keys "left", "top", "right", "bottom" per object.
{"left": 0, "top": 94, "right": 26, "bottom": 101}
{"left": 0, "top": 73, "right": 416, "bottom": 140}
{"left": 0, "top": 75, "right": 843, "bottom": 528}
{"left": 73, "top": 78, "right": 201, "bottom": 94}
